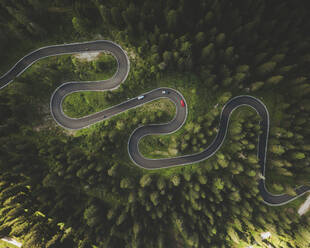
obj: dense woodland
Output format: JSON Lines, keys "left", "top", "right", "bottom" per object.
{"left": 0, "top": 0, "right": 310, "bottom": 247}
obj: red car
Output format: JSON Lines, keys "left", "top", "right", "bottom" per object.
{"left": 180, "top": 100, "right": 185, "bottom": 107}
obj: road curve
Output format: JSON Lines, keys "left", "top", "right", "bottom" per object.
{"left": 0, "top": 40, "right": 309, "bottom": 206}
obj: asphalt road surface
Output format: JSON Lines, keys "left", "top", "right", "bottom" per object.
{"left": 0, "top": 40, "right": 309, "bottom": 206}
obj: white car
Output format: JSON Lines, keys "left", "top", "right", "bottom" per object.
{"left": 162, "top": 90, "right": 167, "bottom": 94}
{"left": 137, "top": 95, "right": 145, "bottom": 100}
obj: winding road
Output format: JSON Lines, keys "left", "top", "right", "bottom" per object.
{"left": 0, "top": 40, "right": 309, "bottom": 206}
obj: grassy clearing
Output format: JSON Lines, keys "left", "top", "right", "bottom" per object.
{"left": 136, "top": 98, "right": 176, "bottom": 121}
{"left": 138, "top": 134, "right": 178, "bottom": 159}
{"left": 63, "top": 91, "right": 111, "bottom": 118}
{"left": 62, "top": 53, "right": 117, "bottom": 118}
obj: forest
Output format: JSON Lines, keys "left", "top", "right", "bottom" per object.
{"left": 0, "top": 0, "right": 310, "bottom": 247}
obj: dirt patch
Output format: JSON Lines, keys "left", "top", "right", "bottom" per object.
{"left": 298, "top": 193, "right": 310, "bottom": 216}
{"left": 74, "top": 52, "right": 102, "bottom": 62}
{"left": 1, "top": 237, "right": 22, "bottom": 247}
